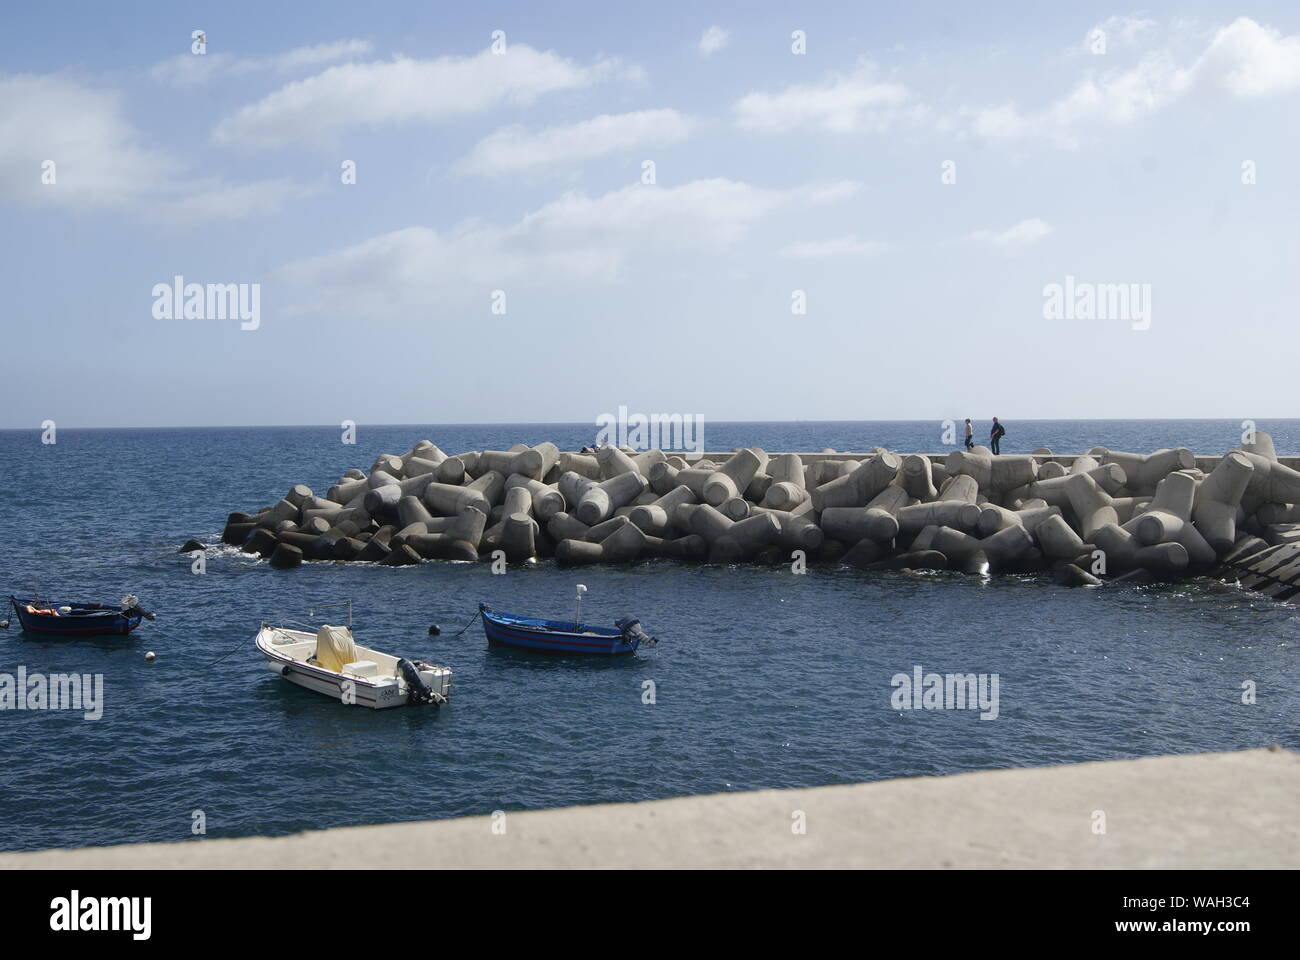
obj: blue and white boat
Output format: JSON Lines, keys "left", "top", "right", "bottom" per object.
{"left": 6, "top": 594, "right": 153, "bottom": 638}
{"left": 478, "top": 587, "right": 656, "bottom": 656}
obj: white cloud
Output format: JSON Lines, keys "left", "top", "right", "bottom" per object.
{"left": 457, "top": 109, "right": 692, "bottom": 176}
{"left": 149, "top": 39, "right": 374, "bottom": 86}
{"left": 154, "top": 178, "right": 320, "bottom": 223}
{"left": 971, "top": 17, "right": 1300, "bottom": 145}
{"left": 273, "top": 40, "right": 375, "bottom": 73}
{"left": 967, "top": 218, "right": 1051, "bottom": 249}
{"left": 778, "top": 236, "right": 889, "bottom": 260}
{"left": 966, "top": 56, "right": 1187, "bottom": 145}
{"left": 1188, "top": 16, "right": 1300, "bottom": 97}
{"left": 0, "top": 73, "right": 176, "bottom": 207}
{"left": 734, "top": 62, "right": 915, "bottom": 133}
{"left": 275, "top": 177, "right": 860, "bottom": 311}
{"left": 0, "top": 72, "right": 312, "bottom": 220}
{"left": 213, "top": 46, "right": 622, "bottom": 148}
{"left": 699, "top": 26, "right": 730, "bottom": 56}
{"left": 1085, "top": 15, "right": 1157, "bottom": 51}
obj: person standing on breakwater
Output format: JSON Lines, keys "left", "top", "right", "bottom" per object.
{"left": 990, "top": 417, "right": 1006, "bottom": 455}
{"left": 963, "top": 419, "right": 974, "bottom": 450}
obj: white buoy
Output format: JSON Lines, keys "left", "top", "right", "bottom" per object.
{"left": 145, "top": 651, "right": 156, "bottom": 662}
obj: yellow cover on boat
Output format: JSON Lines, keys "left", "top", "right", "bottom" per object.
{"left": 316, "top": 625, "right": 357, "bottom": 673}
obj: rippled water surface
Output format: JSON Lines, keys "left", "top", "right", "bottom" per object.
{"left": 0, "top": 421, "right": 1297, "bottom": 851}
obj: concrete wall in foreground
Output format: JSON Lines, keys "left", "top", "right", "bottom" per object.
{"left": 3, "top": 748, "right": 1295, "bottom": 869}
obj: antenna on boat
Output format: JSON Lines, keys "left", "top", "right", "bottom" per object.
{"left": 309, "top": 599, "right": 353, "bottom": 628}
{"left": 574, "top": 584, "right": 587, "bottom": 629}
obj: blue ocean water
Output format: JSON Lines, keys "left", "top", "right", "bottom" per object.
{"left": 0, "top": 420, "right": 1297, "bottom": 852}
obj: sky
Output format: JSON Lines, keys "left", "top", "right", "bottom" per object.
{"left": 1, "top": 0, "right": 1298, "bottom": 428}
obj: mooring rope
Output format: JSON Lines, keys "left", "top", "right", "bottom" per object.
{"left": 445, "top": 608, "right": 484, "bottom": 639}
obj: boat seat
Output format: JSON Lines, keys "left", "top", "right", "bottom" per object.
{"left": 26, "top": 605, "right": 59, "bottom": 616}
{"left": 342, "top": 660, "right": 378, "bottom": 678}
{"left": 315, "top": 625, "right": 357, "bottom": 673}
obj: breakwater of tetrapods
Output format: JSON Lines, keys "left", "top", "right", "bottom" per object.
{"left": 212, "top": 434, "right": 1300, "bottom": 585}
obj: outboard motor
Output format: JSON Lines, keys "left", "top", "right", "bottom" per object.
{"left": 121, "top": 594, "right": 156, "bottom": 620}
{"left": 615, "top": 617, "right": 656, "bottom": 649}
{"left": 397, "top": 658, "right": 438, "bottom": 705}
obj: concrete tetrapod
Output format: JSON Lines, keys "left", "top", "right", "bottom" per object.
{"left": 423, "top": 482, "right": 491, "bottom": 518}
{"left": 482, "top": 486, "right": 534, "bottom": 551}
{"left": 1035, "top": 513, "right": 1087, "bottom": 560}
{"left": 925, "top": 524, "right": 1034, "bottom": 571}
{"left": 465, "top": 471, "right": 506, "bottom": 509}
{"left": 898, "top": 454, "right": 938, "bottom": 501}
{"left": 810, "top": 452, "right": 901, "bottom": 511}
{"left": 708, "top": 513, "right": 781, "bottom": 564}
{"left": 703, "top": 449, "right": 766, "bottom": 507}
{"left": 586, "top": 516, "right": 632, "bottom": 542}
{"left": 722, "top": 497, "right": 752, "bottom": 521}
{"left": 546, "top": 512, "right": 590, "bottom": 544}
{"left": 1238, "top": 451, "right": 1300, "bottom": 516}
{"left": 895, "top": 475, "right": 981, "bottom": 538}
{"left": 555, "top": 522, "right": 647, "bottom": 564}
{"left": 629, "top": 485, "right": 697, "bottom": 536}
{"left": 500, "top": 513, "right": 538, "bottom": 561}
{"left": 401, "top": 456, "right": 444, "bottom": 479}
{"left": 1123, "top": 471, "right": 1217, "bottom": 567}
{"left": 1095, "top": 448, "right": 1195, "bottom": 496}
{"left": 944, "top": 448, "right": 1038, "bottom": 492}
{"left": 1065, "top": 472, "right": 1119, "bottom": 539}
{"left": 397, "top": 495, "right": 437, "bottom": 531}
{"left": 672, "top": 468, "right": 715, "bottom": 500}
{"left": 683, "top": 503, "right": 734, "bottom": 544}
{"left": 596, "top": 446, "right": 641, "bottom": 479}
{"left": 750, "top": 503, "right": 825, "bottom": 552}
{"left": 761, "top": 454, "right": 807, "bottom": 510}
{"left": 576, "top": 471, "right": 648, "bottom": 525}
{"left": 648, "top": 461, "right": 680, "bottom": 496}
{"left": 820, "top": 506, "right": 899, "bottom": 544}
{"left": 763, "top": 481, "right": 808, "bottom": 510}
{"left": 269, "top": 543, "right": 304, "bottom": 569}
{"left": 1090, "top": 523, "right": 1189, "bottom": 574}
{"left": 513, "top": 476, "right": 565, "bottom": 521}
{"left": 284, "top": 484, "right": 313, "bottom": 508}
{"left": 1010, "top": 463, "right": 1127, "bottom": 508}
{"left": 1190, "top": 450, "right": 1253, "bottom": 554}
{"left": 977, "top": 502, "right": 1061, "bottom": 537}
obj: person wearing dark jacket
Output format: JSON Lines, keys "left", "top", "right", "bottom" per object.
{"left": 990, "top": 417, "right": 1006, "bottom": 455}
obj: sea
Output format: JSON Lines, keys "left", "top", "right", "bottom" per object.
{"left": 0, "top": 420, "right": 1296, "bottom": 852}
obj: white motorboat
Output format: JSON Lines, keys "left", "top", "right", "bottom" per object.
{"left": 255, "top": 619, "right": 452, "bottom": 709}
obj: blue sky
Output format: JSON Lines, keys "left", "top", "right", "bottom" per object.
{"left": 2, "top": 1, "right": 1298, "bottom": 427}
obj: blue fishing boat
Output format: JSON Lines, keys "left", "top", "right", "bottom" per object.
{"left": 5, "top": 595, "right": 154, "bottom": 637}
{"left": 479, "top": 587, "right": 656, "bottom": 656}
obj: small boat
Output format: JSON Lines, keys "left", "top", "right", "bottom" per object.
{"left": 5, "top": 594, "right": 154, "bottom": 637}
{"left": 256, "top": 613, "right": 451, "bottom": 709}
{"left": 479, "top": 586, "right": 657, "bottom": 656}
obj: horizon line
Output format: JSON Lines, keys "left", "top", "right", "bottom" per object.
{"left": 1, "top": 416, "right": 1293, "bottom": 432}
